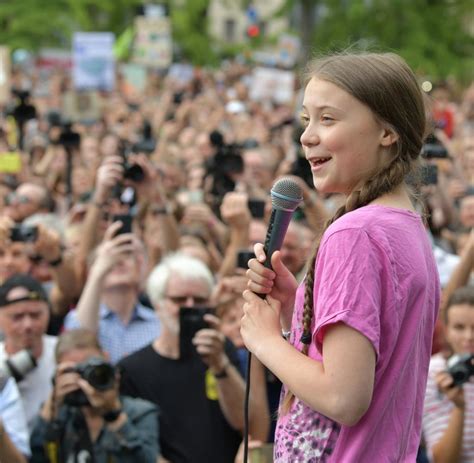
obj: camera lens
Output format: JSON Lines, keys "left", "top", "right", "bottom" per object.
{"left": 85, "top": 363, "right": 115, "bottom": 391}
{"left": 123, "top": 163, "right": 145, "bottom": 182}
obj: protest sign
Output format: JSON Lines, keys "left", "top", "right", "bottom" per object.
{"left": 73, "top": 32, "right": 115, "bottom": 91}
{"left": 249, "top": 67, "right": 295, "bottom": 104}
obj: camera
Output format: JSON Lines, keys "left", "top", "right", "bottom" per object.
{"left": 63, "top": 357, "right": 116, "bottom": 407}
{"left": 11, "top": 90, "right": 37, "bottom": 126}
{"left": 119, "top": 144, "right": 145, "bottom": 183}
{"left": 420, "top": 164, "right": 438, "bottom": 186}
{"left": 0, "top": 349, "right": 37, "bottom": 391}
{"left": 58, "top": 122, "right": 81, "bottom": 150}
{"left": 422, "top": 134, "right": 448, "bottom": 159}
{"left": 10, "top": 224, "right": 38, "bottom": 242}
{"left": 123, "top": 161, "right": 145, "bottom": 182}
{"left": 446, "top": 353, "right": 474, "bottom": 387}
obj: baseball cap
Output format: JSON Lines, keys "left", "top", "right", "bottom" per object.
{"left": 0, "top": 274, "right": 48, "bottom": 308}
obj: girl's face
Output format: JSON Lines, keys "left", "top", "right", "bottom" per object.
{"left": 300, "top": 78, "right": 395, "bottom": 195}
{"left": 445, "top": 304, "right": 474, "bottom": 354}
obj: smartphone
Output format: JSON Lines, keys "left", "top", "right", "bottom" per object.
{"left": 179, "top": 307, "right": 215, "bottom": 359}
{"left": 247, "top": 198, "right": 265, "bottom": 219}
{"left": 112, "top": 214, "right": 133, "bottom": 235}
{"left": 420, "top": 164, "right": 438, "bottom": 185}
{"left": 237, "top": 250, "right": 256, "bottom": 269}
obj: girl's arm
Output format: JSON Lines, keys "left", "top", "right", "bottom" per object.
{"left": 241, "top": 292, "right": 375, "bottom": 426}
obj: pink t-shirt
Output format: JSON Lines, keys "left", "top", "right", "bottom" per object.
{"left": 274, "top": 205, "right": 440, "bottom": 462}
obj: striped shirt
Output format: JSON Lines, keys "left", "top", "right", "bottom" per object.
{"left": 64, "top": 302, "right": 160, "bottom": 364}
{"left": 422, "top": 353, "right": 474, "bottom": 462}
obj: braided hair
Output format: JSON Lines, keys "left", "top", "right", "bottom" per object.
{"left": 281, "top": 52, "right": 427, "bottom": 414}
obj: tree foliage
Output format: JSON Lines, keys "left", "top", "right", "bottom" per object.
{"left": 297, "top": 0, "right": 473, "bottom": 82}
{"left": 0, "top": 0, "right": 471, "bottom": 81}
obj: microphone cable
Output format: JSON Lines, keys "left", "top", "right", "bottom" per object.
{"left": 243, "top": 350, "right": 252, "bottom": 463}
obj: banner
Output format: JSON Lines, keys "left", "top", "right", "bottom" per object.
{"left": 120, "top": 63, "right": 148, "bottom": 97}
{"left": 132, "top": 16, "right": 172, "bottom": 69}
{"left": 62, "top": 90, "right": 102, "bottom": 124}
{"left": 249, "top": 67, "right": 295, "bottom": 105}
{"left": 72, "top": 32, "right": 115, "bottom": 91}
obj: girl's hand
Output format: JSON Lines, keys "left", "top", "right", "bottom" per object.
{"left": 246, "top": 245, "right": 298, "bottom": 325}
{"left": 241, "top": 291, "right": 282, "bottom": 356}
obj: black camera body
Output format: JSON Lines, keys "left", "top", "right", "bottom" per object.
{"left": 447, "top": 353, "right": 474, "bottom": 387}
{"left": 64, "top": 357, "right": 116, "bottom": 407}
{"left": 422, "top": 134, "right": 449, "bottom": 159}
{"left": 10, "top": 225, "right": 38, "bottom": 242}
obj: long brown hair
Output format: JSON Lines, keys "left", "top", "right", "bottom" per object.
{"left": 282, "top": 52, "right": 427, "bottom": 413}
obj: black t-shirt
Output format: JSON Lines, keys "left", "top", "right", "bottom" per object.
{"left": 118, "top": 341, "right": 242, "bottom": 463}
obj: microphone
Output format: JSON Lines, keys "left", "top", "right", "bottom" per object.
{"left": 262, "top": 177, "right": 303, "bottom": 270}
{"left": 243, "top": 178, "right": 302, "bottom": 463}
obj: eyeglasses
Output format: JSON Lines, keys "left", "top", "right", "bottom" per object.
{"left": 5, "top": 193, "right": 33, "bottom": 206}
{"left": 165, "top": 295, "right": 209, "bottom": 306}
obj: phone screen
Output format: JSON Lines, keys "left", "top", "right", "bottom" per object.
{"left": 179, "top": 307, "right": 214, "bottom": 359}
{"left": 237, "top": 250, "right": 256, "bottom": 269}
{"left": 248, "top": 198, "right": 265, "bottom": 219}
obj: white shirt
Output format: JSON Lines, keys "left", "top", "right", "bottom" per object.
{"left": 0, "top": 335, "right": 57, "bottom": 432}
{"left": 0, "top": 377, "right": 30, "bottom": 456}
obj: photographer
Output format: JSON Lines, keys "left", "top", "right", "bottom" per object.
{"left": 422, "top": 286, "right": 474, "bottom": 462}
{"left": 64, "top": 222, "right": 160, "bottom": 364}
{"left": 30, "top": 328, "right": 159, "bottom": 463}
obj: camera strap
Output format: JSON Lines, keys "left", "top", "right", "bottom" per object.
{"left": 66, "top": 410, "right": 96, "bottom": 463}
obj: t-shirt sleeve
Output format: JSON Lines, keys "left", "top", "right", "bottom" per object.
{"left": 312, "top": 228, "right": 388, "bottom": 358}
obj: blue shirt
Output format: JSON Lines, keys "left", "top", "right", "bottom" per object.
{"left": 64, "top": 303, "right": 160, "bottom": 364}
{"left": 0, "top": 378, "right": 30, "bottom": 457}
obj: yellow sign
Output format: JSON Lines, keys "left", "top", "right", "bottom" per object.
{"left": 0, "top": 152, "right": 21, "bottom": 173}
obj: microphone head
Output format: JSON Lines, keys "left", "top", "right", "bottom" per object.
{"left": 270, "top": 177, "right": 303, "bottom": 211}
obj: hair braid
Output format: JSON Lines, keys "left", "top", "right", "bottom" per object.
{"left": 281, "top": 154, "right": 413, "bottom": 414}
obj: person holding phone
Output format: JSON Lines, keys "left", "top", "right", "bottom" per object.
{"left": 118, "top": 253, "right": 267, "bottom": 463}
{"left": 63, "top": 222, "right": 160, "bottom": 364}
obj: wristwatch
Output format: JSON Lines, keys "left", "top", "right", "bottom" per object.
{"left": 103, "top": 408, "right": 123, "bottom": 423}
{"left": 213, "top": 359, "right": 230, "bottom": 379}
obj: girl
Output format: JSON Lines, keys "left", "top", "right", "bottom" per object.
{"left": 422, "top": 286, "right": 474, "bottom": 462}
{"left": 241, "top": 52, "right": 441, "bottom": 462}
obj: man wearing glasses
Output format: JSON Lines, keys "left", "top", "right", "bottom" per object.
{"left": 118, "top": 252, "right": 249, "bottom": 463}
{"left": 4, "top": 183, "right": 52, "bottom": 223}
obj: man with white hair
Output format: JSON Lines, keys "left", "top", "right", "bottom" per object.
{"left": 118, "top": 253, "right": 248, "bottom": 463}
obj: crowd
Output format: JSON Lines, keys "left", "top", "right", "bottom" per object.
{"left": 0, "top": 54, "right": 472, "bottom": 462}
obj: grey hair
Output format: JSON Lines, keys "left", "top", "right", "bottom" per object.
{"left": 24, "top": 213, "right": 65, "bottom": 241}
{"left": 146, "top": 252, "right": 215, "bottom": 307}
